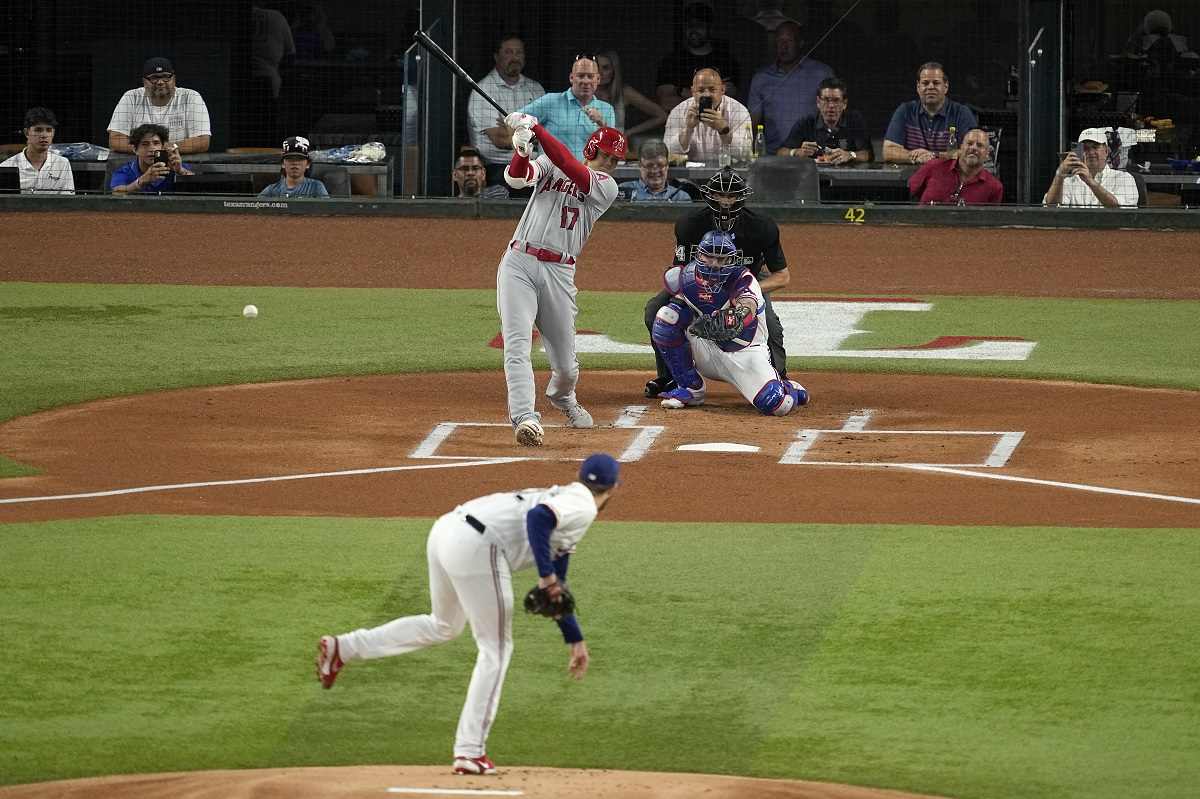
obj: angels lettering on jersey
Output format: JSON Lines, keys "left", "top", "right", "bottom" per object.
{"left": 510, "top": 155, "right": 617, "bottom": 257}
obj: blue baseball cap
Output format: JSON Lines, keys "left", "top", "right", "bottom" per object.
{"left": 579, "top": 453, "right": 619, "bottom": 489}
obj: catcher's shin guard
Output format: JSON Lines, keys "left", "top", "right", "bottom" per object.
{"left": 754, "top": 379, "right": 808, "bottom": 416}
{"left": 652, "top": 305, "right": 702, "bottom": 390}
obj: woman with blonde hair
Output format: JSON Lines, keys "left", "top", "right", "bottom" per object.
{"left": 596, "top": 50, "right": 668, "bottom": 139}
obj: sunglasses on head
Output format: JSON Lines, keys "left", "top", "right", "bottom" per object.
{"left": 573, "top": 53, "right": 598, "bottom": 63}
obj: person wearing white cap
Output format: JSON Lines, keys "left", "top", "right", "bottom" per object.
{"left": 1043, "top": 128, "right": 1139, "bottom": 208}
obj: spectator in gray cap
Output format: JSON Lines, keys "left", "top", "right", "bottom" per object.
{"left": 108, "top": 57, "right": 211, "bottom": 154}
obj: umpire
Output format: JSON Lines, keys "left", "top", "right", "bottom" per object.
{"left": 642, "top": 167, "right": 790, "bottom": 396}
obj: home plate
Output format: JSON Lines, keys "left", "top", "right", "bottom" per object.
{"left": 676, "top": 442, "right": 761, "bottom": 453}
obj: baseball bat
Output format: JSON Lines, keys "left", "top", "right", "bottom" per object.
{"left": 412, "top": 30, "right": 508, "bottom": 119}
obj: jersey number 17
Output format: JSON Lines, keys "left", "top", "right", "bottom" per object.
{"left": 559, "top": 206, "right": 579, "bottom": 230}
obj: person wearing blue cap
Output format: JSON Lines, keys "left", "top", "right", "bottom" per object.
{"left": 315, "top": 453, "right": 620, "bottom": 776}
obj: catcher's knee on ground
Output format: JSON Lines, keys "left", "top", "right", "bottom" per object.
{"left": 753, "top": 379, "right": 809, "bottom": 416}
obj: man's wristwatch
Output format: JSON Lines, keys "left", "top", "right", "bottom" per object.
{"left": 718, "top": 125, "right": 730, "bottom": 136}
{"left": 848, "top": 151, "right": 857, "bottom": 162}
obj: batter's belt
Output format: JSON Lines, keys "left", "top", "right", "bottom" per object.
{"left": 510, "top": 239, "right": 577, "bottom": 265}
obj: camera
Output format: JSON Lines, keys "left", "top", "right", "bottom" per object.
{"left": 154, "top": 149, "right": 170, "bottom": 166}
{"left": 697, "top": 95, "right": 713, "bottom": 114}
{"left": 814, "top": 144, "right": 833, "bottom": 157}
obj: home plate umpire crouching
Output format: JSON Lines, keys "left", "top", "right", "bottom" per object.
{"left": 642, "top": 167, "right": 791, "bottom": 397}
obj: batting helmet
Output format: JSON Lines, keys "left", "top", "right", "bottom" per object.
{"left": 700, "top": 167, "right": 754, "bottom": 231}
{"left": 693, "top": 229, "right": 739, "bottom": 288}
{"left": 583, "top": 126, "right": 628, "bottom": 161}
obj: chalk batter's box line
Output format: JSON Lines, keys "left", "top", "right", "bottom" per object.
{"left": 781, "top": 429, "right": 1025, "bottom": 468}
{"left": 410, "top": 421, "right": 665, "bottom": 463}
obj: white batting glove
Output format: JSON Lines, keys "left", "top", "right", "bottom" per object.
{"left": 512, "top": 127, "right": 536, "bottom": 157}
{"left": 505, "top": 112, "right": 538, "bottom": 130}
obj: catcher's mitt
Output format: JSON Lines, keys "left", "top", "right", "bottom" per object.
{"left": 523, "top": 584, "right": 576, "bottom": 619}
{"left": 688, "top": 306, "right": 751, "bottom": 342}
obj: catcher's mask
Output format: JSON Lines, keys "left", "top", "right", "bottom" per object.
{"left": 693, "top": 229, "right": 739, "bottom": 290}
{"left": 700, "top": 167, "right": 753, "bottom": 231}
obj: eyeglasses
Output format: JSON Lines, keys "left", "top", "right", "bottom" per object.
{"left": 817, "top": 96, "right": 845, "bottom": 105}
{"left": 145, "top": 73, "right": 174, "bottom": 83}
{"left": 949, "top": 179, "right": 966, "bottom": 206}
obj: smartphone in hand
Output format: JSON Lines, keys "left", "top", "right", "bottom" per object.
{"left": 154, "top": 150, "right": 170, "bottom": 166}
{"left": 697, "top": 95, "right": 713, "bottom": 113}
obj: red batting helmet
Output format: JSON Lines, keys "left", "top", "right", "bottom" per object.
{"left": 583, "top": 126, "right": 628, "bottom": 161}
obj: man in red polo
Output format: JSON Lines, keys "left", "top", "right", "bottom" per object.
{"left": 907, "top": 128, "right": 1003, "bottom": 204}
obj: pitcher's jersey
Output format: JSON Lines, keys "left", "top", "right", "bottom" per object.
{"left": 456, "top": 481, "right": 599, "bottom": 572}
{"left": 510, "top": 154, "right": 618, "bottom": 258}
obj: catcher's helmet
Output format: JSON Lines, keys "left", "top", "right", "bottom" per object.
{"left": 693, "top": 229, "right": 739, "bottom": 288}
{"left": 700, "top": 167, "right": 753, "bottom": 231}
{"left": 583, "top": 126, "right": 628, "bottom": 161}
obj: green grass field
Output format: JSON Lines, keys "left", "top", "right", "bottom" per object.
{"left": 1, "top": 280, "right": 1198, "bottom": 798}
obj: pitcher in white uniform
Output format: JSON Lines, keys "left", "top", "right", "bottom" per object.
{"left": 315, "top": 453, "right": 621, "bottom": 776}
{"left": 497, "top": 113, "right": 627, "bottom": 447}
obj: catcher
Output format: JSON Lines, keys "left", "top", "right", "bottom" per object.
{"left": 315, "top": 453, "right": 620, "bottom": 777}
{"left": 651, "top": 229, "right": 809, "bottom": 415}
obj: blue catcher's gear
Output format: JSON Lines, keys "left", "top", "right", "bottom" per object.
{"left": 693, "top": 230, "right": 740, "bottom": 291}
{"left": 752, "top": 378, "right": 810, "bottom": 416}
{"left": 651, "top": 302, "right": 703, "bottom": 391}
{"left": 700, "top": 167, "right": 753, "bottom": 231}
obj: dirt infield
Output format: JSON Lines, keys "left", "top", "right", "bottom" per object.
{"left": 1, "top": 213, "right": 1197, "bottom": 796}
{"left": 0, "top": 765, "right": 952, "bottom": 799}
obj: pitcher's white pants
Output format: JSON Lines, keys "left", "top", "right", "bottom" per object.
{"left": 337, "top": 513, "right": 514, "bottom": 758}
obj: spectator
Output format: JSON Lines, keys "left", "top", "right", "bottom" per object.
{"left": 1043, "top": 128, "right": 1139, "bottom": 208}
{"left": 258, "top": 136, "right": 330, "bottom": 199}
{"left": 1123, "top": 9, "right": 1199, "bottom": 61}
{"left": 519, "top": 55, "right": 616, "bottom": 162}
{"left": 1, "top": 107, "right": 74, "bottom": 194}
{"left": 469, "top": 33, "right": 546, "bottom": 186}
{"left": 747, "top": 21, "right": 833, "bottom": 155}
{"left": 664, "top": 68, "right": 752, "bottom": 164}
{"left": 618, "top": 140, "right": 692, "bottom": 202}
{"left": 251, "top": 4, "right": 296, "bottom": 99}
{"left": 908, "top": 128, "right": 1002, "bottom": 204}
{"left": 655, "top": 2, "right": 742, "bottom": 110}
{"left": 883, "top": 62, "right": 978, "bottom": 164}
{"left": 109, "top": 124, "right": 194, "bottom": 195}
{"left": 290, "top": 1, "right": 336, "bottom": 59}
{"left": 452, "top": 147, "right": 509, "bottom": 199}
{"left": 107, "top": 57, "right": 212, "bottom": 155}
{"left": 777, "top": 77, "right": 871, "bottom": 165}
{"left": 595, "top": 50, "right": 667, "bottom": 138}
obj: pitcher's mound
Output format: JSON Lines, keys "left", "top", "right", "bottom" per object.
{"left": 0, "top": 765, "right": 951, "bottom": 799}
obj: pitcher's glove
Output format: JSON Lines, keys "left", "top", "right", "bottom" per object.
{"left": 524, "top": 584, "right": 576, "bottom": 619}
{"left": 512, "top": 126, "right": 536, "bottom": 157}
{"left": 689, "top": 306, "right": 751, "bottom": 342}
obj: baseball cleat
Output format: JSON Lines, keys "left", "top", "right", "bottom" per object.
{"left": 453, "top": 754, "right": 497, "bottom": 775}
{"left": 315, "top": 635, "right": 344, "bottom": 689}
{"left": 659, "top": 383, "right": 706, "bottom": 409}
{"left": 644, "top": 376, "right": 677, "bottom": 398}
{"left": 788, "top": 379, "right": 810, "bottom": 406}
{"left": 552, "top": 400, "right": 593, "bottom": 428}
{"left": 514, "top": 418, "right": 544, "bottom": 447}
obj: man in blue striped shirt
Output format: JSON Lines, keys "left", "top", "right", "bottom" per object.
{"left": 882, "top": 62, "right": 977, "bottom": 165}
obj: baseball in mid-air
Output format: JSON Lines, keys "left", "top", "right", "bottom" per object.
{"left": 242, "top": 304, "right": 259, "bottom": 318}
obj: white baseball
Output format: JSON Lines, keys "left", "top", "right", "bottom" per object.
{"left": 242, "top": 304, "right": 258, "bottom": 318}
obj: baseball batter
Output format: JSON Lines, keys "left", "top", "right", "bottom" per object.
{"left": 652, "top": 230, "right": 808, "bottom": 415}
{"left": 316, "top": 453, "right": 620, "bottom": 776}
{"left": 497, "top": 112, "right": 626, "bottom": 446}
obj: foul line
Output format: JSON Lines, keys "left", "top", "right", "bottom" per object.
{"left": 0, "top": 459, "right": 527, "bottom": 505}
{"left": 898, "top": 464, "right": 1200, "bottom": 505}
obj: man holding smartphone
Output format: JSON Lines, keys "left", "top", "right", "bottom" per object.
{"left": 109, "top": 123, "right": 194, "bottom": 194}
{"left": 665, "top": 67, "right": 752, "bottom": 164}
{"left": 1043, "top": 128, "right": 1139, "bottom": 208}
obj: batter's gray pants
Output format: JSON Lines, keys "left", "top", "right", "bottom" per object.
{"left": 497, "top": 248, "right": 581, "bottom": 424}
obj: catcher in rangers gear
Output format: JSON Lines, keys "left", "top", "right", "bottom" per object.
{"left": 651, "top": 229, "right": 808, "bottom": 415}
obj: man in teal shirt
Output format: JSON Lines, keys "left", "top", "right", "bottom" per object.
{"left": 520, "top": 55, "right": 616, "bottom": 161}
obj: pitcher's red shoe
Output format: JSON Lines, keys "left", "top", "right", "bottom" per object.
{"left": 315, "top": 635, "right": 343, "bottom": 689}
{"left": 453, "top": 754, "right": 497, "bottom": 775}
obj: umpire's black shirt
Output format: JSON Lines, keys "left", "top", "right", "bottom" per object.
{"left": 673, "top": 207, "right": 787, "bottom": 278}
